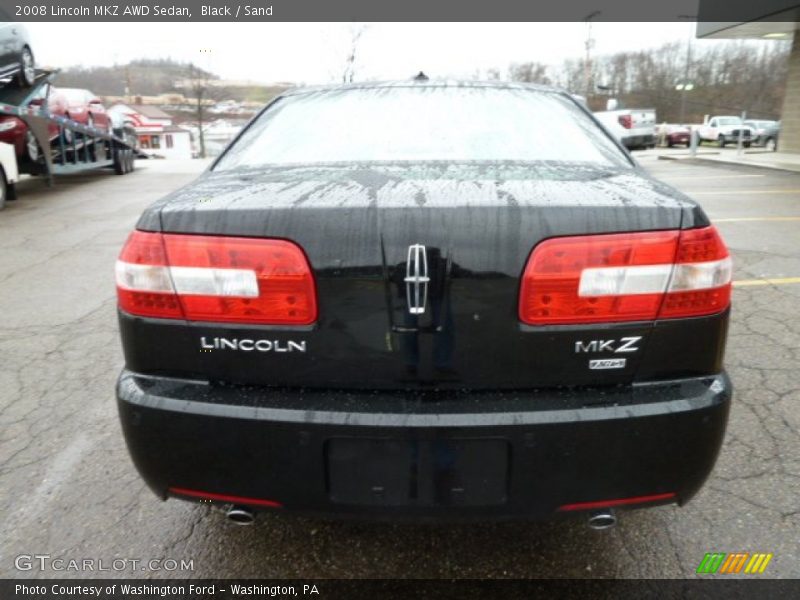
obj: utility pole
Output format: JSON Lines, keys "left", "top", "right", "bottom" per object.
{"left": 125, "top": 66, "right": 132, "bottom": 104}
{"left": 678, "top": 25, "right": 693, "bottom": 125}
{"left": 583, "top": 12, "right": 600, "bottom": 100}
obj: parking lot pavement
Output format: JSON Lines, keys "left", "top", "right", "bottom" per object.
{"left": 0, "top": 158, "right": 798, "bottom": 579}
{"left": 637, "top": 145, "right": 800, "bottom": 174}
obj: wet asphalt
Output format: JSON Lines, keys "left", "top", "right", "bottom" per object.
{"left": 0, "top": 152, "right": 798, "bottom": 579}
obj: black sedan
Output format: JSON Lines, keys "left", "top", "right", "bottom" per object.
{"left": 115, "top": 80, "right": 733, "bottom": 527}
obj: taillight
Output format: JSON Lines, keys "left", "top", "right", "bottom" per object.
{"left": 618, "top": 114, "right": 633, "bottom": 129}
{"left": 519, "top": 226, "right": 731, "bottom": 325}
{"left": 116, "top": 231, "right": 317, "bottom": 325}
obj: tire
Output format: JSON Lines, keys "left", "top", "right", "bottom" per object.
{"left": 126, "top": 149, "right": 135, "bottom": 172}
{"left": 17, "top": 46, "right": 35, "bottom": 87}
{"left": 113, "top": 147, "right": 124, "bottom": 174}
{"left": 0, "top": 169, "right": 7, "bottom": 211}
{"left": 718, "top": 135, "right": 726, "bottom": 148}
{"left": 743, "top": 142, "right": 751, "bottom": 149}
{"left": 765, "top": 137, "right": 777, "bottom": 152}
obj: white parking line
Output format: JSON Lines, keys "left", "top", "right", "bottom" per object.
{"left": 686, "top": 190, "right": 800, "bottom": 196}
{"left": 661, "top": 174, "right": 766, "bottom": 181}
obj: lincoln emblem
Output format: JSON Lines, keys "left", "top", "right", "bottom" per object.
{"left": 405, "top": 244, "right": 430, "bottom": 315}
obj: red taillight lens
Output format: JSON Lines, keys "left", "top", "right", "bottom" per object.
{"left": 618, "top": 114, "right": 633, "bottom": 129}
{"left": 116, "top": 231, "right": 183, "bottom": 319}
{"left": 519, "top": 226, "right": 731, "bottom": 325}
{"left": 116, "top": 231, "right": 317, "bottom": 325}
{"left": 660, "top": 226, "right": 731, "bottom": 318}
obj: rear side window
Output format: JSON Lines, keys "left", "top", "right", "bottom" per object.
{"left": 215, "top": 86, "right": 629, "bottom": 170}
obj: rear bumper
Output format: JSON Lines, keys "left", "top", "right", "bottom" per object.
{"left": 622, "top": 134, "right": 655, "bottom": 148}
{"left": 117, "top": 370, "right": 732, "bottom": 521}
{"left": 667, "top": 134, "right": 690, "bottom": 145}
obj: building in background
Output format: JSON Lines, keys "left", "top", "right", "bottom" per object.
{"left": 698, "top": 3, "right": 800, "bottom": 153}
{"left": 108, "top": 103, "right": 192, "bottom": 159}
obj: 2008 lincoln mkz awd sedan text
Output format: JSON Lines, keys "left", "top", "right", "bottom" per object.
{"left": 115, "top": 80, "right": 732, "bottom": 526}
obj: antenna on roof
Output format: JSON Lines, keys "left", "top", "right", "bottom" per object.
{"left": 413, "top": 71, "right": 429, "bottom": 82}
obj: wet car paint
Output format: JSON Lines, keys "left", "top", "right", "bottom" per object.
{"left": 121, "top": 161, "right": 717, "bottom": 390}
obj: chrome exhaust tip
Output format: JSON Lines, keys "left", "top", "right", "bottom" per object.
{"left": 225, "top": 505, "right": 255, "bottom": 526}
{"left": 587, "top": 509, "right": 617, "bottom": 530}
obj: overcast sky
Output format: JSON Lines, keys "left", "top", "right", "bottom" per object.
{"left": 24, "top": 22, "right": 774, "bottom": 84}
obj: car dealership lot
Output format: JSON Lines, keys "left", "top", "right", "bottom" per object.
{"left": 0, "top": 157, "right": 798, "bottom": 579}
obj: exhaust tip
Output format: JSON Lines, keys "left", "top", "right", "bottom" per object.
{"left": 587, "top": 509, "right": 617, "bottom": 530}
{"left": 225, "top": 505, "right": 255, "bottom": 526}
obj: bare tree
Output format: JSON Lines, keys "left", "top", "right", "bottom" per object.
{"left": 180, "top": 63, "right": 230, "bottom": 158}
{"left": 551, "top": 40, "right": 789, "bottom": 120}
{"left": 342, "top": 25, "right": 369, "bottom": 83}
{"left": 188, "top": 64, "right": 211, "bottom": 158}
{"left": 508, "top": 62, "right": 551, "bottom": 85}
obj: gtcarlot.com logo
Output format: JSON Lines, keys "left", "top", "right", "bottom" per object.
{"left": 696, "top": 552, "right": 773, "bottom": 574}
{"left": 15, "top": 554, "right": 195, "bottom": 573}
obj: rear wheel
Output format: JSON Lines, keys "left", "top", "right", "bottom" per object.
{"left": 113, "top": 146, "right": 129, "bottom": 175}
{"left": 17, "top": 46, "right": 35, "bottom": 87}
{"left": 113, "top": 148, "right": 124, "bottom": 174}
{"left": 743, "top": 142, "right": 751, "bottom": 148}
{"left": 765, "top": 137, "right": 777, "bottom": 151}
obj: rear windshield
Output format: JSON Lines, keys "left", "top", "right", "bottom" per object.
{"left": 214, "top": 86, "right": 629, "bottom": 170}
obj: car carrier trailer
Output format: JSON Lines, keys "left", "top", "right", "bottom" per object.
{"left": 0, "top": 68, "right": 142, "bottom": 207}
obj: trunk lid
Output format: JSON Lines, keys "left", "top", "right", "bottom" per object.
{"left": 126, "top": 162, "right": 705, "bottom": 390}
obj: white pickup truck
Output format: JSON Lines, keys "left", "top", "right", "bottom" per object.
{"left": 696, "top": 116, "right": 753, "bottom": 148}
{"left": 593, "top": 108, "right": 656, "bottom": 150}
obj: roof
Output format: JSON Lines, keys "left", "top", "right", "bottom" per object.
{"left": 163, "top": 125, "right": 190, "bottom": 133}
{"left": 128, "top": 105, "right": 173, "bottom": 119}
{"left": 281, "top": 79, "right": 563, "bottom": 98}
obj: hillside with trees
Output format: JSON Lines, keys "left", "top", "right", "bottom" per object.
{"left": 53, "top": 58, "right": 288, "bottom": 104}
{"left": 54, "top": 59, "right": 217, "bottom": 97}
